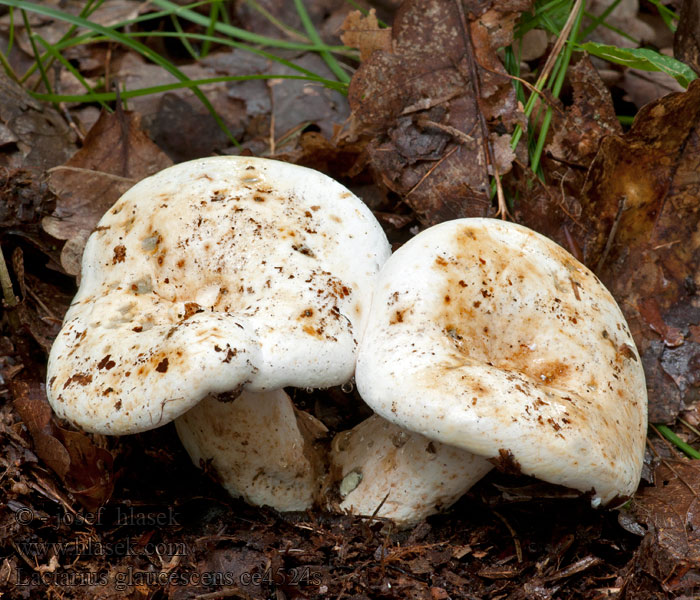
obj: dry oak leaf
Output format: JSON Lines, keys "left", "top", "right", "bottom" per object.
{"left": 0, "top": 70, "right": 76, "bottom": 171}
{"left": 10, "top": 379, "right": 114, "bottom": 511}
{"left": 348, "top": 0, "right": 530, "bottom": 226}
{"left": 513, "top": 56, "right": 622, "bottom": 258}
{"left": 340, "top": 9, "right": 392, "bottom": 61}
{"left": 628, "top": 461, "right": 700, "bottom": 596}
{"left": 43, "top": 109, "right": 172, "bottom": 276}
{"left": 580, "top": 78, "right": 700, "bottom": 423}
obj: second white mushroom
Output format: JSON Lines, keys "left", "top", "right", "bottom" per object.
{"left": 350, "top": 218, "right": 647, "bottom": 520}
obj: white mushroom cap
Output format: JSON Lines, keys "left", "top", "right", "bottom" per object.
{"left": 330, "top": 414, "right": 493, "bottom": 525}
{"left": 356, "top": 218, "right": 647, "bottom": 506}
{"left": 46, "top": 156, "right": 391, "bottom": 434}
{"left": 176, "top": 389, "right": 326, "bottom": 511}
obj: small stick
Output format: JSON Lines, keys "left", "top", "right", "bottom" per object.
{"left": 0, "top": 244, "right": 18, "bottom": 308}
{"left": 453, "top": 1, "right": 510, "bottom": 219}
{"left": 595, "top": 195, "right": 626, "bottom": 274}
{"left": 493, "top": 510, "right": 523, "bottom": 563}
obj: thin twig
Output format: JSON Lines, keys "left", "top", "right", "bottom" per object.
{"left": 26, "top": 285, "right": 58, "bottom": 320}
{"left": 46, "top": 166, "right": 136, "bottom": 183}
{"left": 418, "top": 118, "right": 475, "bottom": 144}
{"left": 453, "top": 0, "right": 509, "bottom": 219}
{"left": 595, "top": 195, "right": 626, "bottom": 274}
{"left": 405, "top": 146, "right": 458, "bottom": 198}
{"left": 536, "top": 0, "right": 584, "bottom": 91}
{"left": 493, "top": 510, "right": 523, "bottom": 563}
{"left": 0, "top": 244, "right": 18, "bottom": 308}
{"left": 366, "top": 491, "right": 390, "bottom": 527}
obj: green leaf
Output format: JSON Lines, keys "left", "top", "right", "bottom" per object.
{"left": 579, "top": 42, "right": 697, "bottom": 88}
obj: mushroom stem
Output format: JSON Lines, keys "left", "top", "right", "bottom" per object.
{"left": 175, "top": 389, "right": 327, "bottom": 512}
{"left": 329, "top": 414, "right": 493, "bottom": 526}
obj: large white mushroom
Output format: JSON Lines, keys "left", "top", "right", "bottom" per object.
{"left": 342, "top": 218, "right": 647, "bottom": 522}
{"left": 46, "top": 156, "right": 391, "bottom": 511}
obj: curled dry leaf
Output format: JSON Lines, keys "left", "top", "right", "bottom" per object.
{"left": 348, "top": 0, "right": 529, "bottom": 225}
{"left": 546, "top": 57, "right": 623, "bottom": 167}
{"left": 580, "top": 79, "right": 700, "bottom": 423}
{"left": 10, "top": 379, "right": 113, "bottom": 511}
{"left": 43, "top": 110, "right": 172, "bottom": 276}
{"left": 514, "top": 56, "right": 622, "bottom": 256}
{"left": 340, "top": 9, "right": 392, "bottom": 61}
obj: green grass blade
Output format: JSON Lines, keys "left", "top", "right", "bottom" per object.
{"left": 149, "top": 0, "right": 347, "bottom": 53}
{"left": 0, "top": 47, "right": 19, "bottom": 82}
{"left": 293, "top": 0, "right": 350, "bottom": 83}
{"left": 646, "top": 0, "right": 678, "bottom": 31}
{"left": 617, "top": 115, "right": 634, "bottom": 126}
{"left": 244, "top": 0, "right": 310, "bottom": 44}
{"left": 579, "top": 0, "right": 622, "bottom": 39}
{"left": 0, "top": 0, "right": 240, "bottom": 146}
{"left": 517, "top": 0, "right": 571, "bottom": 37}
{"left": 34, "top": 34, "right": 111, "bottom": 111}
{"left": 200, "top": 0, "right": 220, "bottom": 58}
{"left": 20, "top": 8, "right": 52, "bottom": 94}
{"left": 19, "top": 0, "right": 103, "bottom": 83}
{"left": 581, "top": 9, "right": 638, "bottom": 44}
{"left": 52, "top": 30, "right": 349, "bottom": 93}
{"left": 656, "top": 424, "right": 700, "bottom": 459}
{"left": 530, "top": 2, "right": 584, "bottom": 175}
{"left": 503, "top": 46, "right": 525, "bottom": 105}
{"left": 579, "top": 42, "right": 697, "bottom": 88}
{"left": 29, "top": 73, "right": 349, "bottom": 103}
{"left": 170, "top": 14, "right": 200, "bottom": 60}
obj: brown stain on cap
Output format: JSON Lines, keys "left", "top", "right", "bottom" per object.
{"left": 433, "top": 224, "right": 581, "bottom": 389}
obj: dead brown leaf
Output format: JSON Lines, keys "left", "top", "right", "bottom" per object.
{"left": 347, "top": 0, "right": 530, "bottom": 225}
{"left": 42, "top": 109, "right": 172, "bottom": 275}
{"left": 547, "top": 56, "right": 622, "bottom": 166}
{"left": 340, "top": 9, "right": 392, "bottom": 61}
{"left": 580, "top": 79, "right": 700, "bottom": 423}
{"left": 0, "top": 167, "right": 55, "bottom": 228}
{"left": 513, "top": 56, "right": 621, "bottom": 257}
{"left": 626, "top": 461, "right": 700, "bottom": 596}
{"left": 0, "top": 71, "right": 76, "bottom": 171}
{"left": 10, "top": 379, "right": 113, "bottom": 511}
